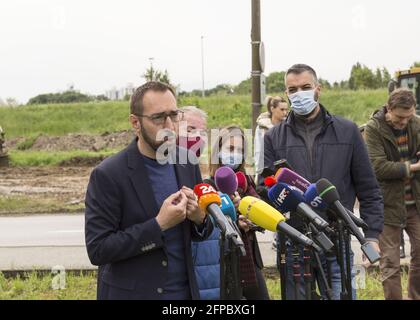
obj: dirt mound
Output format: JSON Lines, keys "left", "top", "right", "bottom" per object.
{"left": 28, "top": 131, "right": 136, "bottom": 152}
{"left": 59, "top": 155, "right": 108, "bottom": 167}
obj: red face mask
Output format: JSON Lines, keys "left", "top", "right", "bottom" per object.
{"left": 177, "top": 136, "right": 205, "bottom": 157}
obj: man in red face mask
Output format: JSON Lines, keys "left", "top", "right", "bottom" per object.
{"left": 177, "top": 106, "right": 207, "bottom": 158}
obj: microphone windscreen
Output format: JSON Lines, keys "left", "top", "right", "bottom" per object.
{"left": 215, "top": 166, "right": 238, "bottom": 195}
{"left": 219, "top": 193, "right": 237, "bottom": 221}
{"left": 264, "top": 176, "right": 277, "bottom": 188}
{"left": 238, "top": 196, "right": 285, "bottom": 232}
{"left": 267, "top": 182, "right": 304, "bottom": 213}
{"left": 304, "top": 183, "right": 328, "bottom": 210}
{"left": 315, "top": 178, "right": 340, "bottom": 204}
{"left": 236, "top": 171, "right": 248, "bottom": 195}
{"left": 194, "top": 183, "right": 221, "bottom": 211}
{"left": 275, "top": 168, "right": 310, "bottom": 192}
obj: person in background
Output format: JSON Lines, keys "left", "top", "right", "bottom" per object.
{"left": 264, "top": 64, "right": 384, "bottom": 300}
{"left": 177, "top": 105, "right": 220, "bottom": 300}
{"left": 254, "top": 96, "right": 289, "bottom": 182}
{"left": 85, "top": 81, "right": 212, "bottom": 300}
{"left": 208, "top": 125, "right": 270, "bottom": 300}
{"left": 178, "top": 106, "right": 207, "bottom": 158}
{"left": 365, "top": 88, "right": 420, "bottom": 300}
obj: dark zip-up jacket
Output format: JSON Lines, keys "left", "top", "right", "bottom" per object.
{"left": 264, "top": 105, "right": 384, "bottom": 239}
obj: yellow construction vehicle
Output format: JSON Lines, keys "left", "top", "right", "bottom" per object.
{"left": 388, "top": 67, "right": 420, "bottom": 115}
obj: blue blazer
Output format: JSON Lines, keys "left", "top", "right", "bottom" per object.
{"left": 85, "top": 138, "right": 213, "bottom": 300}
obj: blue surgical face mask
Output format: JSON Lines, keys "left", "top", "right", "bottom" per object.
{"left": 219, "top": 151, "right": 243, "bottom": 170}
{"left": 288, "top": 89, "right": 318, "bottom": 116}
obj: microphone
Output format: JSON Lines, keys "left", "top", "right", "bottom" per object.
{"left": 219, "top": 193, "right": 237, "bottom": 222}
{"left": 264, "top": 176, "right": 277, "bottom": 188}
{"left": 275, "top": 168, "right": 311, "bottom": 193}
{"left": 273, "top": 159, "right": 295, "bottom": 171}
{"left": 275, "top": 168, "right": 368, "bottom": 231}
{"left": 235, "top": 171, "right": 248, "bottom": 196}
{"left": 215, "top": 166, "right": 238, "bottom": 195}
{"left": 304, "top": 183, "right": 368, "bottom": 231}
{"left": 268, "top": 183, "right": 333, "bottom": 234}
{"left": 220, "top": 190, "right": 264, "bottom": 233}
{"left": 238, "top": 196, "right": 322, "bottom": 252}
{"left": 315, "top": 179, "right": 380, "bottom": 264}
{"left": 304, "top": 183, "right": 328, "bottom": 210}
{"left": 193, "top": 183, "right": 245, "bottom": 254}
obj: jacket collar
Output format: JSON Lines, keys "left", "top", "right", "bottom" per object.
{"left": 285, "top": 103, "right": 333, "bottom": 131}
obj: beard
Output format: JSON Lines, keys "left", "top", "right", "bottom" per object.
{"left": 140, "top": 125, "right": 163, "bottom": 151}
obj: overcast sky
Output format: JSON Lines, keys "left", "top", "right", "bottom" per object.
{"left": 1, "top": 0, "right": 419, "bottom": 103}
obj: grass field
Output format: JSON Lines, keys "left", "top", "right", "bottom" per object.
{"left": 8, "top": 149, "right": 117, "bottom": 166}
{"left": 0, "top": 90, "right": 388, "bottom": 139}
{"left": 0, "top": 268, "right": 407, "bottom": 300}
{"left": 0, "top": 196, "right": 85, "bottom": 215}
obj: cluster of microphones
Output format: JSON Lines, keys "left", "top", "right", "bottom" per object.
{"left": 193, "top": 164, "right": 380, "bottom": 264}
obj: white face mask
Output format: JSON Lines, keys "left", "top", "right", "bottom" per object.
{"left": 219, "top": 151, "right": 243, "bottom": 170}
{"left": 288, "top": 89, "right": 318, "bottom": 116}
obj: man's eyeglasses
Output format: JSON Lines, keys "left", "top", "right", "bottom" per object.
{"left": 135, "top": 110, "right": 185, "bottom": 125}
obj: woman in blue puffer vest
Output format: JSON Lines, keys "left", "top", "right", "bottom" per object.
{"left": 192, "top": 125, "right": 269, "bottom": 300}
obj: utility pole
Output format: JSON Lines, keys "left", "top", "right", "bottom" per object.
{"left": 201, "top": 36, "right": 205, "bottom": 97}
{"left": 251, "top": 0, "right": 265, "bottom": 136}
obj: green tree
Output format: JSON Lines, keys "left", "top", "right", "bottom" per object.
{"left": 142, "top": 66, "right": 173, "bottom": 87}
{"left": 266, "top": 71, "right": 286, "bottom": 93}
{"left": 235, "top": 77, "right": 251, "bottom": 94}
{"left": 381, "top": 68, "right": 391, "bottom": 87}
{"left": 319, "top": 78, "right": 332, "bottom": 89}
{"left": 349, "top": 62, "right": 376, "bottom": 90}
{"left": 28, "top": 91, "right": 93, "bottom": 105}
{"left": 411, "top": 61, "right": 420, "bottom": 67}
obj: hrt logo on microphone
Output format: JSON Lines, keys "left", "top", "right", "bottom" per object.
{"left": 276, "top": 188, "right": 289, "bottom": 205}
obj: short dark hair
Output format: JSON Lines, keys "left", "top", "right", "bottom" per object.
{"left": 387, "top": 88, "right": 416, "bottom": 110}
{"left": 130, "top": 81, "right": 176, "bottom": 115}
{"left": 285, "top": 64, "right": 318, "bottom": 83}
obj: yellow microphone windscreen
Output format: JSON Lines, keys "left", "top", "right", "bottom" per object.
{"left": 238, "top": 196, "right": 285, "bottom": 232}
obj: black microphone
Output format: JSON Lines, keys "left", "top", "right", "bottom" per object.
{"left": 315, "top": 178, "right": 380, "bottom": 264}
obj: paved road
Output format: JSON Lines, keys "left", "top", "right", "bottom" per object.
{"left": 0, "top": 213, "right": 411, "bottom": 271}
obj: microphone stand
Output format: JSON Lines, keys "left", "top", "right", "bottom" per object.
{"left": 276, "top": 231, "right": 287, "bottom": 300}
{"left": 308, "top": 226, "right": 334, "bottom": 300}
{"left": 304, "top": 223, "right": 333, "bottom": 300}
{"left": 344, "top": 227, "right": 353, "bottom": 300}
{"left": 303, "top": 242, "right": 313, "bottom": 300}
{"left": 292, "top": 244, "right": 301, "bottom": 300}
{"left": 219, "top": 220, "right": 245, "bottom": 300}
{"left": 335, "top": 219, "right": 351, "bottom": 300}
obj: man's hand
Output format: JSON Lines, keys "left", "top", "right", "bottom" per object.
{"left": 410, "top": 152, "right": 420, "bottom": 172}
{"left": 155, "top": 191, "right": 187, "bottom": 231}
{"left": 362, "top": 240, "right": 381, "bottom": 268}
{"left": 181, "top": 186, "right": 206, "bottom": 225}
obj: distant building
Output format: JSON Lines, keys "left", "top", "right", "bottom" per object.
{"left": 105, "top": 83, "right": 136, "bottom": 100}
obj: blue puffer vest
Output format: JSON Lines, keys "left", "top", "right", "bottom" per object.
{"left": 191, "top": 226, "right": 220, "bottom": 300}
